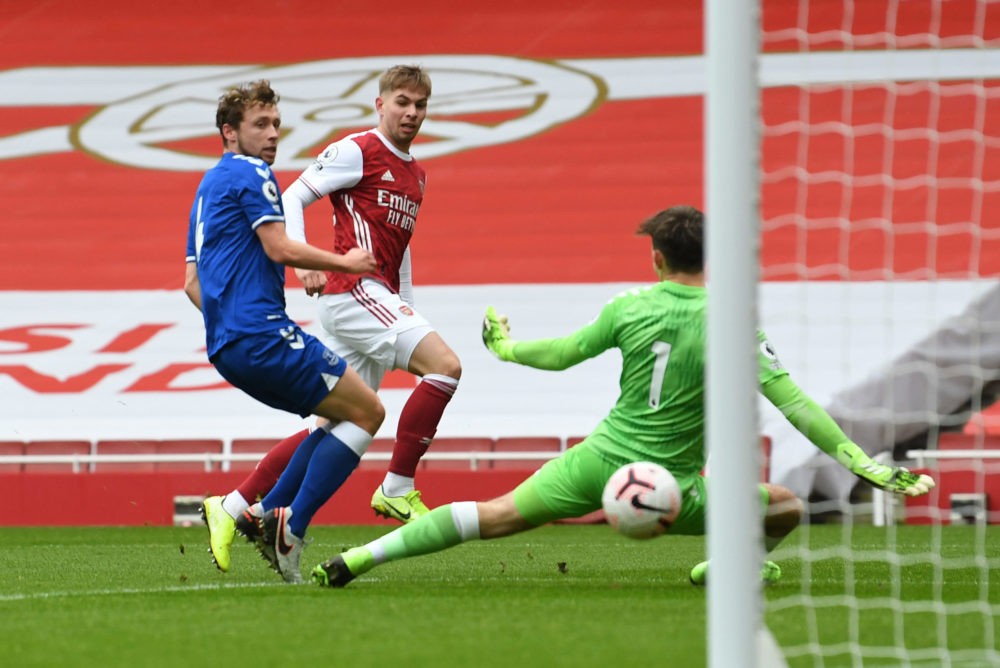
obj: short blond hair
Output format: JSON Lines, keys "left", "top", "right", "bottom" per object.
{"left": 379, "top": 65, "right": 432, "bottom": 97}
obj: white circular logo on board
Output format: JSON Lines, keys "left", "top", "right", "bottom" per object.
{"left": 76, "top": 55, "right": 603, "bottom": 172}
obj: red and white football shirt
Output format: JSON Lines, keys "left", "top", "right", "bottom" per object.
{"left": 286, "top": 129, "right": 426, "bottom": 295}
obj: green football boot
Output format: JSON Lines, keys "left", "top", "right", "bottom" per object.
{"left": 370, "top": 486, "right": 430, "bottom": 524}
{"left": 312, "top": 547, "right": 374, "bottom": 588}
{"left": 200, "top": 495, "right": 236, "bottom": 573}
{"left": 688, "top": 560, "right": 782, "bottom": 586}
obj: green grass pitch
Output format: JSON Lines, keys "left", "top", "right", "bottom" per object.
{"left": 1, "top": 524, "right": 997, "bottom": 667}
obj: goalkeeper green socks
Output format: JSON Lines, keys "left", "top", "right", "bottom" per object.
{"left": 353, "top": 502, "right": 481, "bottom": 573}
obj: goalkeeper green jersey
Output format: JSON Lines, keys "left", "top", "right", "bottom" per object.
{"left": 508, "top": 281, "right": 791, "bottom": 481}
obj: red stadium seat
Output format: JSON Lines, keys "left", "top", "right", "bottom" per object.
{"left": 905, "top": 431, "right": 1000, "bottom": 527}
{"left": 421, "top": 437, "right": 494, "bottom": 471}
{"left": 937, "top": 432, "right": 1000, "bottom": 450}
{"left": 153, "top": 439, "right": 223, "bottom": 472}
{"left": 229, "top": 435, "right": 398, "bottom": 473}
{"left": 93, "top": 440, "right": 156, "bottom": 472}
{"left": 0, "top": 441, "right": 25, "bottom": 473}
{"left": 963, "top": 404, "right": 1000, "bottom": 437}
{"left": 23, "top": 440, "right": 92, "bottom": 473}
{"left": 230, "top": 437, "right": 280, "bottom": 471}
{"left": 492, "top": 437, "right": 562, "bottom": 470}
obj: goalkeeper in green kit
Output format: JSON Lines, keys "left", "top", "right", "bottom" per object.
{"left": 311, "top": 205, "right": 935, "bottom": 588}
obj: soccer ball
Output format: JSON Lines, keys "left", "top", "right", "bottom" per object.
{"left": 602, "top": 462, "right": 682, "bottom": 539}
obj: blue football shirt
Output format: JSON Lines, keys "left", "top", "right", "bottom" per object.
{"left": 186, "top": 152, "right": 290, "bottom": 357}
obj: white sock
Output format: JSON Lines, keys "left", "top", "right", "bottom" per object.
{"left": 368, "top": 541, "right": 387, "bottom": 565}
{"left": 450, "top": 501, "right": 481, "bottom": 540}
{"left": 330, "top": 421, "right": 374, "bottom": 457}
{"left": 381, "top": 472, "right": 414, "bottom": 497}
{"left": 221, "top": 491, "right": 249, "bottom": 520}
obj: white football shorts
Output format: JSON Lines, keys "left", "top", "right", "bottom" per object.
{"left": 315, "top": 277, "right": 433, "bottom": 390}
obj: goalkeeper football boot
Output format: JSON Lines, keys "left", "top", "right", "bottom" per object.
{"left": 311, "top": 547, "right": 374, "bottom": 588}
{"left": 688, "top": 560, "right": 708, "bottom": 585}
{"left": 371, "top": 486, "right": 430, "bottom": 524}
{"left": 200, "top": 495, "right": 236, "bottom": 573}
{"left": 258, "top": 506, "right": 305, "bottom": 584}
{"left": 761, "top": 561, "right": 782, "bottom": 585}
{"left": 688, "top": 560, "right": 782, "bottom": 586}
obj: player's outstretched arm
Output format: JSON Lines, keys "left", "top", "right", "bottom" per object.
{"left": 761, "top": 374, "right": 935, "bottom": 497}
{"left": 257, "top": 223, "right": 376, "bottom": 274}
{"left": 481, "top": 306, "right": 597, "bottom": 370}
{"left": 832, "top": 441, "right": 935, "bottom": 497}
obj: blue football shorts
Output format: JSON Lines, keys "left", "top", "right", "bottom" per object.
{"left": 211, "top": 324, "right": 347, "bottom": 418}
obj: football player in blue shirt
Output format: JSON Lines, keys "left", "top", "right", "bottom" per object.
{"left": 184, "top": 80, "right": 383, "bottom": 583}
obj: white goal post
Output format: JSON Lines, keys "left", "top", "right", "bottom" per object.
{"left": 708, "top": 1, "right": 1000, "bottom": 667}
{"left": 705, "top": 1, "right": 766, "bottom": 668}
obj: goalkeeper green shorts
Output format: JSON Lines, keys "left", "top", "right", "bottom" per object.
{"left": 511, "top": 442, "right": 613, "bottom": 526}
{"left": 511, "top": 440, "right": 770, "bottom": 535}
{"left": 664, "top": 477, "right": 770, "bottom": 536}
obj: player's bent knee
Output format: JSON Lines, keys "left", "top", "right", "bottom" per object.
{"left": 408, "top": 334, "right": 462, "bottom": 379}
{"left": 355, "top": 398, "right": 386, "bottom": 434}
{"left": 415, "top": 354, "right": 461, "bottom": 380}
{"left": 764, "top": 483, "right": 804, "bottom": 531}
{"left": 313, "top": 388, "right": 385, "bottom": 434}
{"left": 438, "top": 352, "right": 462, "bottom": 380}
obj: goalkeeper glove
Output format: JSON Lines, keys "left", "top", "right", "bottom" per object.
{"left": 835, "top": 442, "right": 935, "bottom": 497}
{"left": 481, "top": 306, "right": 516, "bottom": 361}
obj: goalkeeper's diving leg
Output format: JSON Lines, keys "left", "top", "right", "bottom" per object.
{"left": 689, "top": 483, "right": 802, "bottom": 586}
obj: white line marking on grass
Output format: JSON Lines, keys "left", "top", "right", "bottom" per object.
{"left": 0, "top": 580, "right": 286, "bottom": 602}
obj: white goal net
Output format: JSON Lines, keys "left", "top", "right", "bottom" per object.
{"left": 757, "top": 1, "right": 1000, "bottom": 666}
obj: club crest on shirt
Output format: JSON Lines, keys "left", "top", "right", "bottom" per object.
{"left": 313, "top": 145, "right": 339, "bottom": 173}
{"left": 322, "top": 348, "right": 341, "bottom": 367}
{"left": 759, "top": 339, "right": 783, "bottom": 370}
{"left": 262, "top": 180, "right": 279, "bottom": 204}
{"left": 398, "top": 304, "right": 414, "bottom": 316}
